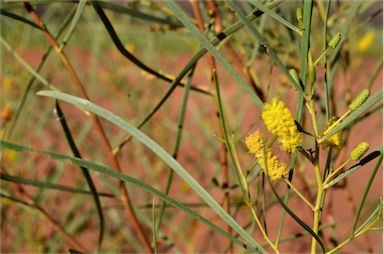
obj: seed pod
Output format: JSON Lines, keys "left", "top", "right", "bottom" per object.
{"left": 349, "top": 89, "right": 370, "bottom": 111}
{"left": 296, "top": 7, "right": 304, "bottom": 30}
{"left": 350, "top": 142, "right": 370, "bottom": 161}
{"left": 289, "top": 69, "right": 300, "bottom": 90}
{"left": 309, "top": 66, "right": 316, "bottom": 84}
{"left": 328, "top": 32, "right": 342, "bottom": 49}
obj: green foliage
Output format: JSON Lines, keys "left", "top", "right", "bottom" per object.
{"left": 1, "top": 1, "right": 382, "bottom": 253}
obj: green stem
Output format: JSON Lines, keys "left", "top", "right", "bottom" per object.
{"left": 313, "top": 47, "right": 332, "bottom": 67}
{"left": 248, "top": 203, "right": 280, "bottom": 254}
{"left": 306, "top": 99, "right": 319, "bottom": 136}
{"left": 229, "top": 138, "right": 250, "bottom": 199}
{"left": 284, "top": 178, "right": 315, "bottom": 211}
{"left": 156, "top": 65, "right": 195, "bottom": 231}
{"left": 311, "top": 162, "right": 324, "bottom": 254}
{"left": 323, "top": 158, "right": 351, "bottom": 187}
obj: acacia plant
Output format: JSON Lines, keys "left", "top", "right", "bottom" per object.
{"left": 1, "top": 0, "right": 383, "bottom": 253}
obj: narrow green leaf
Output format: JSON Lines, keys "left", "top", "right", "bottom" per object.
{"left": 247, "top": 0, "right": 302, "bottom": 35}
{"left": 35, "top": 90, "right": 266, "bottom": 252}
{"left": 354, "top": 199, "right": 382, "bottom": 235}
{"left": 299, "top": 0, "right": 313, "bottom": 92}
{"left": 0, "top": 173, "right": 114, "bottom": 198}
{"left": 152, "top": 199, "right": 158, "bottom": 254}
{"left": 0, "top": 9, "right": 41, "bottom": 30}
{"left": 0, "top": 36, "right": 57, "bottom": 90}
{"left": 323, "top": 0, "right": 332, "bottom": 120}
{"left": 60, "top": 0, "right": 87, "bottom": 49}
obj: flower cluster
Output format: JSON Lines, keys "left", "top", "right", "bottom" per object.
{"left": 245, "top": 131, "right": 288, "bottom": 181}
{"left": 261, "top": 98, "right": 302, "bottom": 152}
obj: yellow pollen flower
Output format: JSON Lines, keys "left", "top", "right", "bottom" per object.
{"left": 322, "top": 116, "right": 343, "bottom": 148}
{"left": 261, "top": 98, "right": 302, "bottom": 152}
{"left": 357, "top": 31, "right": 375, "bottom": 52}
{"left": 245, "top": 131, "right": 289, "bottom": 181}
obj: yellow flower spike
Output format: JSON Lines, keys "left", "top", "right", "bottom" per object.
{"left": 262, "top": 98, "right": 302, "bottom": 152}
{"left": 328, "top": 32, "right": 342, "bottom": 49}
{"left": 350, "top": 142, "right": 370, "bottom": 161}
{"left": 245, "top": 131, "right": 288, "bottom": 181}
{"left": 349, "top": 89, "right": 370, "bottom": 111}
{"left": 322, "top": 117, "right": 343, "bottom": 149}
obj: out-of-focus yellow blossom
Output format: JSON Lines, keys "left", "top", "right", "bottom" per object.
{"left": 322, "top": 117, "right": 343, "bottom": 148}
{"left": 245, "top": 131, "right": 288, "bottom": 181}
{"left": 180, "top": 181, "right": 190, "bottom": 192}
{"left": 2, "top": 75, "right": 13, "bottom": 93}
{"left": 124, "top": 42, "right": 135, "bottom": 53}
{"left": 262, "top": 98, "right": 302, "bottom": 152}
{"left": 140, "top": 70, "right": 155, "bottom": 80}
{"left": 357, "top": 31, "right": 375, "bottom": 52}
{"left": 2, "top": 149, "right": 18, "bottom": 162}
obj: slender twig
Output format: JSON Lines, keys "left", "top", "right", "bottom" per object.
{"left": 311, "top": 147, "right": 325, "bottom": 254}
{"left": 190, "top": 1, "right": 232, "bottom": 252}
{"left": 284, "top": 178, "right": 315, "bottom": 211}
{"left": 156, "top": 65, "right": 196, "bottom": 235}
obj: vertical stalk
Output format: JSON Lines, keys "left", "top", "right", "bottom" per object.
{"left": 311, "top": 146, "right": 324, "bottom": 253}
{"left": 276, "top": 0, "right": 313, "bottom": 247}
{"left": 190, "top": 1, "right": 232, "bottom": 252}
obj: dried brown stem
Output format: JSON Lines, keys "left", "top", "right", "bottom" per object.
{"left": 23, "top": 2, "right": 152, "bottom": 252}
